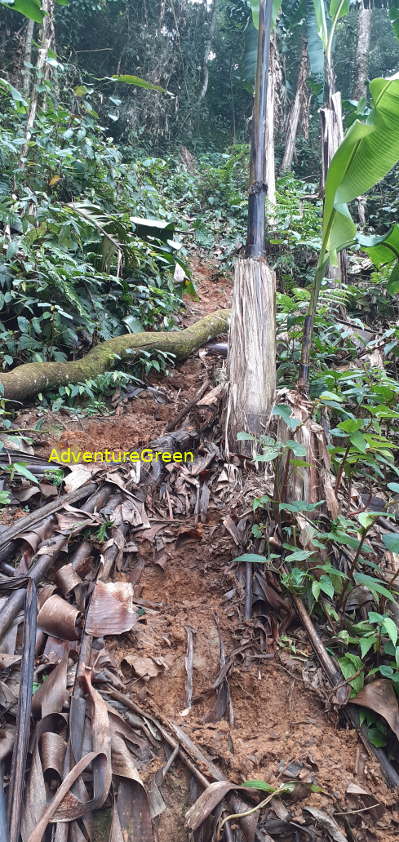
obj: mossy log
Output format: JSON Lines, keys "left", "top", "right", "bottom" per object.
{"left": 1, "top": 309, "right": 230, "bottom": 403}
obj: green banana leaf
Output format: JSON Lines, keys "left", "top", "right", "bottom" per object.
{"left": 312, "top": 0, "right": 328, "bottom": 50}
{"left": 358, "top": 225, "right": 399, "bottom": 294}
{"left": 249, "top": 0, "right": 282, "bottom": 31}
{"left": 358, "top": 225, "right": 399, "bottom": 268}
{"left": 389, "top": 0, "right": 399, "bottom": 40}
{"left": 322, "top": 75, "right": 399, "bottom": 263}
{"left": 329, "top": 0, "right": 349, "bottom": 21}
{"left": 1, "top": 0, "right": 44, "bottom": 22}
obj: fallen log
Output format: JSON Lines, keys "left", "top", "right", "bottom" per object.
{"left": 0, "top": 309, "right": 230, "bottom": 402}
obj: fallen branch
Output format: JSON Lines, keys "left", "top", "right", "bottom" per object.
{"left": 165, "top": 379, "right": 209, "bottom": 432}
{"left": 8, "top": 580, "right": 37, "bottom": 842}
{"left": 292, "top": 592, "right": 399, "bottom": 788}
{"left": 0, "top": 310, "right": 230, "bottom": 402}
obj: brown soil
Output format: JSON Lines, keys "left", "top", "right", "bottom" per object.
{"left": 123, "top": 527, "right": 399, "bottom": 841}
{"left": 9, "top": 260, "right": 399, "bottom": 841}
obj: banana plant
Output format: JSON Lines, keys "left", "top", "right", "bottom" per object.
{"left": 298, "top": 74, "right": 399, "bottom": 390}
{"left": 0, "top": 0, "right": 67, "bottom": 22}
{"left": 313, "top": 0, "right": 349, "bottom": 71}
{"left": 358, "top": 225, "right": 399, "bottom": 294}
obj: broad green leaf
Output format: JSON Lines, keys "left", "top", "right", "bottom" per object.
{"left": 2, "top": 0, "right": 44, "bottom": 22}
{"left": 285, "top": 549, "right": 316, "bottom": 562}
{"left": 358, "top": 224, "right": 399, "bottom": 269}
{"left": 338, "top": 418, "right": 363, "bottom": 433}
{"left": 249, "top": 0, "right": 282, "bottom": 30}
{"left": 319, "top": 391, "right": 343, "bottom": 403}
{"left": 312, "top": 0, "right": 328, "bottom": 50}
{"left": 388, "top": 483, "right": 399, "bottom": 493}
{"left": 285, "top": 440, "right": 307, "bottom": 457}
{"left": 237, "top": 431, "right": 255, "bottom": 441}
{"left": 0, "top": 78, "right": 28, "bottom": 106}
{"left": 319, "top": 574, "right": 335, "bottom": 598}
{"left": 338, "top": 653, "right": 364, "bottom": 695}
{"left": 356, "top": 512, "right": 379, "bottom": 531}
{"left": 389, "top": 0, "right": 399, "bottom": 40}
{"left": 359, "top": 636, "right": 377, "bottom": 658}
{"left": 279, "top": 500, "right": 324, "bottom": 513}
{"left": 383, "top": 533, "right": 399, "bottom": 554}
{"left": 349, "top": 432, "right": 368, "bottom": 453}
{"left": 11, "top": 462, "right": 39, "bottom": 484}
{"left": 243, "top": 779, "right": 276, "bottom": 792}
{"left": 382, "top": 617, "right": 398, "bottom": 647}
{"left": 316, "top": 563, "right": 348, "bottom": 579}
{"left": 354, "top": 572, "right": 395, "bottom": 603}
{"left": 111, "top": 74, "right": 167, "bottom": 93}
{"left": 233, "top": 553, "right": 267, "bottom": 564}
{"left": 255, "top": 448, "right": 282, "bottom": 462}
{"left": 329, "top": 0, "right": 349, "bottom": 21}
{"left": 307, "top": 12, "right": 325, "bottom": 77}
{"left": 323, "top": 75, "right": 399, "bottom": 265}
{"left": 252, "top": 495, "right": 270, "bottom": 511}
{"left": 312, "top": 580, "right": 321, "bottom": 600}
{"left": 272, "top": 405, "right": 301, "bottom": 431}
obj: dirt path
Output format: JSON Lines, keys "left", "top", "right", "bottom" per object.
{"left": 9, "top": 261, "right": 399, "bottom": 840}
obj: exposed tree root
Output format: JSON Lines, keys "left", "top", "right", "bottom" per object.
{"left": 0, "top": 309, "right": 230, "bottom": 402}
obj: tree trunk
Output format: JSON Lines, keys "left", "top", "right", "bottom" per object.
{"left": 22, "top": 0, "right": 54, "bottom": 160}
{"left": 265, "top": 34, "right": 276, "bottom": 221}
{"left": 199, "top": 0, "right": 218, "bottom": 102}
{"left": 21, "top": 19, "right": 35, "bottom": 97}
{"left": 354, "top": 3, "right": 372, "bottom": 226}
{"left": 321, "top": 90, "right": 347, "bottom": 283}
{"left": 320, "top": 90, "right": 343, "bottom": 187}
{"left": 226, "top": 258, "right": 276, "bottom": 447}
{"left": 0, "top": 310, "right": 230, "bottom": 403}
{"left": 226, "top": 0, "right": 276, "bottom": 453}
{"left": 281, "top": 40, "right": 308, "bottom": 172}
{"left": 354, "top": 3, "right": 372, "bottom": 101}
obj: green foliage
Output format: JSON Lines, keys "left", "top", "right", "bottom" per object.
{"left": 0, "top": 78, "right": 189, "bottom": 375}
{"left": 324, "top": 76, "right": 399, "bottom": 265}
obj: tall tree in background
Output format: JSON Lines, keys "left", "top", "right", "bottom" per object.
{"left": 227, "top": 0, "right": 276, "bottom": 452}
{"left": 22, "top": 0, "right": 55, "bottom": 160}
{"left": 281, "top": 38, "right": 309, "bottom": 171}
{"left": 199, "top": 0, "right": 219, "bottom": 101}
{"left": 21, "top": 19, "right": 35, "bottom": 96}
{"left": 354, "top": 1, "right": 372, "bottom": 225}
{"left": 354, "top": 0, "right": 372, "bottom": 100}
{"left": 265, "top": 32, "right": 278, "bottom": 217}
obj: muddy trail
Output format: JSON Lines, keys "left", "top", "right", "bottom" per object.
{"left": 1, "top": 261, "right": 398, "bottom": 842}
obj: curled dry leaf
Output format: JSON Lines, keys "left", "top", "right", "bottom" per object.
{"left": 86, "top": 581, "right": 138, "bottom": 636}
{"left": 185, "top": 780, "right": 237, "bottom": 831}
{"left": 54, "top": 563, "right": 83, "bottom": 595}
{"left": 32, "top": 654, "right": 69, "bottom": 717}
{"left": 303, "top": 807, "right": 348, "bottom": 842}
{"left": 351, "top": 679, "right": 399, "bottom": 739}
{"left": 37, "top": 594, "right": 81, "bottom": 641}
{"left": 345, "top": 782, "right": 385, "bottom": 818}
{"left": 39, "top": 731, "right": 67, "bottom": 777}
{"left": 63, "top": 465, "right": 102, "bottom": 493}
{"left": 27, "top": 669, "right": 112, "bottom": 842}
